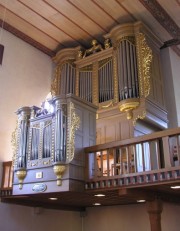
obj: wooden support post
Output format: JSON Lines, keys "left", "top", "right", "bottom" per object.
{"left": 162, "top": 136, "right": 171, "bottom": 168}
{"left": 147, "top": 199, "right": 163, "bottom": 231}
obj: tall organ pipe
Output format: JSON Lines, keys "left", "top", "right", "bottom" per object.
{"left": 54, "top": 98, "right": 67, "bottom": 163}
{"left": 16, "top": 107, "right": 31, "bottom": 169}
{"left": 117, "top": 38, "right": 139, "bottom": 101}
{"left": 60, "top": 63, "right": 76, "bottom": 95}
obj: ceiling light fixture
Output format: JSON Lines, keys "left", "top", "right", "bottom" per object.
{"left": 49, "top": 198, "right": 58, "bottom": 200}
{"left": 171, "top": 185, "right": 180, "bottom": 189}
{"left": 137, "top": 199, "right": 146, "bottom": 203}
{"left": 94, "top": 194, "right": 105, "bottom": 197}
{"left": 93, "top": 203, "right": 101, "bottom": 206}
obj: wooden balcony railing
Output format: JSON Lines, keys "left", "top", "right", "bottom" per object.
{"left": 0, "top": 161, "right": 13, "bottom": 196}
{"left": 84, "top": 127, "right": 180, "bottom": 189}
{"left": 1, "top": 128, "right": 180, "bottom": 194}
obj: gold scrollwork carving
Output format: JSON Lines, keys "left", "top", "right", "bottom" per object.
{"left": 66, "top": 102, "right": 80, "bottom": 163}
{"left": 136, "top": 33, "right": 153, "bottom": 98}
{"left": 51, "top": 60, "right": 75, "bottom": 96}
{"left": 100, "top": 100, "right": 114, "bottom": 109}
{"left": 51, "top": 66, "right": 59, "bottom": 97}
{"left": 113, "top": 52, "right": 119, "bottom": 103}
{"left": 92, "top": 62, "right": 99, "bottom": 105}
{"left": 11, "top": 120, "right": 18, "bottom": 168}
{"left": 133, "top": 110, "right": 146, "bottom": 126}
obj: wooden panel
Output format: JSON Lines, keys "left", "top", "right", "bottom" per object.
{"left": 0, "top": 5, "right": 59, "bottom": 50}
{"left": 0, "top": 0, "right": 77, "bottom": 45}
{"left": 1, "top": 161, "right": 13, "bottom": 189}
{"left": 149, "top": 50, "right": 165, "bottom": 107}
{"left": 19, "top": 0, "right": 90, "bottom": 47}
{"left": 44, "top": 0, "right": 105, "bottom": 42}
{"left": 105, "top": 124, "right": 116, "bottom": 143}
{"left": 68, "top": 0, "right": 117, "bottom": 31}
{"left": 94, "top": 0, "right": 135, "bottom": 23}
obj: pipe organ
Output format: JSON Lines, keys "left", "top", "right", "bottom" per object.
{"left": 52, "top": 21, "right": 167, "bottom": 143}
{"left": 12, "top": 21, "right": 167, "bottom": 195}
{"left": 13, "top": 95, "right": 97, "bottom": 194}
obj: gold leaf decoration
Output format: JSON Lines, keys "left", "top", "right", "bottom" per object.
{"left": 136, "top": 33, "right": 153, "bottom": 98}
{"left": 11, "top": 120, "right": 18, "bottom": 168}
{"left": 66, "top": 102, "right": 80, "bottom": 163}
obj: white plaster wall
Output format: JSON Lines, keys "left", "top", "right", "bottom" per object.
{"left": 85, "top": 204, "right": 150, "bottom": 231}
{"left": 169, "top": 49, "right": 180, "bottom": 126}
{"left": 160, "top": 48, "right": 178, "bottom": 128}
{"left": 162, "top": 202, "right": 180, "bottom": 231}
{"left": 0, "top": 30, "right": 52, "bottom": 161}
{"left": 0, "top": 203, "right": 81, "bottom": 231}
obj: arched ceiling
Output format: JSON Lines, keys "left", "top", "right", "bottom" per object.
{"left": 0, "top": 0, "right": 179, "bottom": 57}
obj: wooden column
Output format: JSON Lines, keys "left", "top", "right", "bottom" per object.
{"left": 147, "top": 199, "right": 163, "bottom": 231}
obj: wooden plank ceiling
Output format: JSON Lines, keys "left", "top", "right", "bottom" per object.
{"left": 0, "top": 0, "right": 179, "bottom": 57}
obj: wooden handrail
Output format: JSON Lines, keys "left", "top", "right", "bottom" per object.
{"left": 85, "top": 127, "right": 180, "bottom": 181}
{"left": 84, "top": 127, "right": 180, "bottom": 153}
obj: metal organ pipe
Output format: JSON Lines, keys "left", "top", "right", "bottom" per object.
{"left": 60, "top": 63, "right": 76, "bottom": 95}
{"left": 54, "top": 98, "right": 67, "bottom": 163}
{"left": 16, "top": 108, "right": 31, "bottom": 169}
{"left": 98, "top": 58, "right": 113, "bottom": 103}
{"left": 79, "top": 70, "right": 92, "bottom": 103}
{"left": 117, "top": 38, "right": 139, "bottom": 101}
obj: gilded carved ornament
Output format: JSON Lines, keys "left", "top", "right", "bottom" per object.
{"left": 51, "top": 60, "right": 75, "bottom": 96}
{"left": 136, "top": 33, "right": 153, "bottom": 98}
{"left": 11, "top": 120, "right": 18, "bottom": 168}
{"left": 66, "top": 102, "right": 80, "bottom": 163}
{"left": 133, "top": 110, "right": 146, "bottom": 126}
{"left": 51, "top": 66, "right": 60, "bottom": 96}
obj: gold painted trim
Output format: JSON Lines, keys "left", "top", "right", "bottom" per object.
{"left": 113, "top": 50, "right": 119, "bottom": 103}
{"left": 51, "top": 65, "right": 60, "bottom": 97}
{"left": 92, "top": 62, "right": 99, "bottom": 105}
{"left": 75, "top": 68, "right": 79, "bottom": 96}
